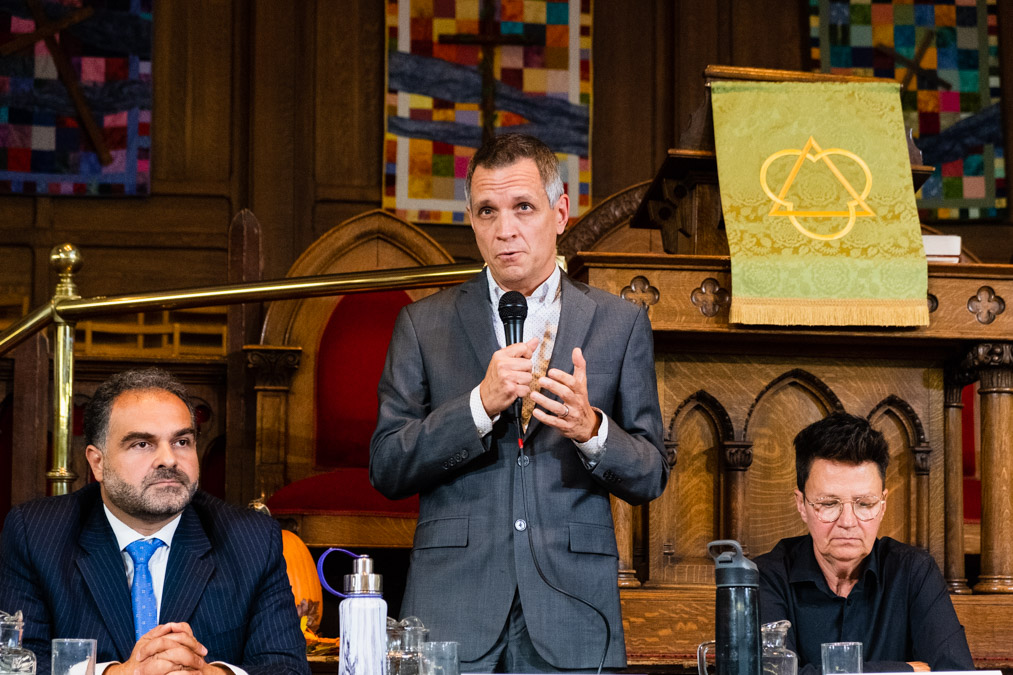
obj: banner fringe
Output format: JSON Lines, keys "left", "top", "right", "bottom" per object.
{"left": 730, "top": 299, "right": 929, "bottom": 327}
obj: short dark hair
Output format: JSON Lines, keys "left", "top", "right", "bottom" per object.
{"left": 84, "top": 368, "right": 195, "bottom": 448}
{"left": 464, "top": 133, "right": 564, "bottom": 207}
{"left": 794, "top": 412, "right": 889, "bottom": 492}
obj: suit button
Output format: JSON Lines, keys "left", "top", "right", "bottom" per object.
{"left": 461, "top": 450, "right": 469, "bottom": 459}
{"left": 514, "top": 519, "right": 527, "bottom": 532}
{"left": 517, "top": 455, "right": 530, "bottom": 467}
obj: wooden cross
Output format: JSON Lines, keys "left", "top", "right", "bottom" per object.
{"left": 874, "top": 29, "right": 953, "bottom": 92}
{"left": 439, "top": 0, "right": 540, "bottom": 145}
{"left": 0, "top": 0, "right": 113, "bottom": 165}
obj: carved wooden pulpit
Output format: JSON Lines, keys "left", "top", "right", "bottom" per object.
{"left": 559, "top": 66, "right": 1013, "bottom": 668}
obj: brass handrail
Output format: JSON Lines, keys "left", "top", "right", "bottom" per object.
{"left": 0, "top": 261, "right": 484, "bottom": 357}
{"left": 0, "top": 243, "right": 484, "bottom": 495}
{"left": 55, "top": 262, "right": 485, "bottom": 318}
{"left": 0, "top": 302, "right": 55, "bottom": 356}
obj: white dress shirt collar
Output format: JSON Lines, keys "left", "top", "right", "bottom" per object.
{"left": 485, "top": 264, "right": 561, "bottom": 307}
{"left": 104, "top": 504, "right": 182, "bottom": 550}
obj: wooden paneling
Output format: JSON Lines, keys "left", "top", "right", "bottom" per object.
{"left": 0, "top": 246, "right": 33, "bottom": 301}
{"left": 150, "top": 0, "right": 234, "bottom": 189}
{"left": 671, "top": 0, "right": 806, "bottom": 148}
{"left": 651, "top": 353, "right": 946, "bottom": 570}
{"left": 591, "top": 1, "right": 674, "bottom": 202}
{"left": 314, "top": 1, "right": 385, "bottom": 205}
{"left": 621, "top": 588, "right": 1013, "bottom": 668}
{"left": 249, "top": 0, "right": 299, "bottom": 280}
{"left": 52, "top": 196, "right": 233, "bottom": 236}
{"left": 62, "top": 247, "right": 227, "bottom": 298}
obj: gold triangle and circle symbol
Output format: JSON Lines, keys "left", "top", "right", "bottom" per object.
{"left": 759, "top": 136, "right": 875, "bottom": 241}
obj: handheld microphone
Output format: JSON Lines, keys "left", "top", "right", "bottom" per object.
{"left": 498, "top": 291, "right": 528, "bottom": 425}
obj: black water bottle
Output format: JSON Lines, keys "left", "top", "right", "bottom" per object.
{"left": 708, "top": 540, "right": 761, "bottom": 675}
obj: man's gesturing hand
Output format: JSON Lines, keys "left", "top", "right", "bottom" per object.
{"left": 530, "top": 347, "right": 601, "bottom": 443}
{"left": 479, "top": 337, "right": 539, "bottom": 417}
{"left": 107, "top": 622, "right": 231, "bottom": 674}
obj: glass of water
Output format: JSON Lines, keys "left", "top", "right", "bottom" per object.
{"left": 421, "top": 641, "right": 459, "bottom": 675}
{"left": 821, "top": 641, "right": 862, "bottom": 674}
{"left": 51, "top": 639, "right": 96, "bottom": 675}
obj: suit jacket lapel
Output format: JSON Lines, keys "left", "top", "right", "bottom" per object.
{"left": 526, "top": 275, "right": 596, "bottom": 439}
{"left": 77, "top": 502, "right": 136, "bottom": 659}
{"left": 159, "top": 505, "right": 214, "bottom": 624}
{"left": 455, "top": 271, "right": 499, "bottom": 375}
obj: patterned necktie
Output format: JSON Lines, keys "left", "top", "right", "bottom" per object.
{"left": 521, "top": 321, "right": 557, "bottom": 432}
{"left": 522, "top": 273, "right": 563, "bottom": 431}
{"left": 125, "top": 538, "right": 165, "bottom": 641}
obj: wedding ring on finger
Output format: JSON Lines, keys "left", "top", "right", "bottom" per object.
{"left": 560, "top": 404, "right": 570, "bottom": 419}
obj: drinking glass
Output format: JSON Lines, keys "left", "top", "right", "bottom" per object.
{"left": 821, "top": 641, "right": 862, "bottom": 674}
{"left": 51, "top": 639, "right": 96, "bottom": 675}
{"left": 398, "top": 626, "right": 429, "bottom": 675}
{"left": 387, "top": 622, "right": 404, "bottom": 675}
{"left": 421, "top": 641, "right": 459, "bottom": 675}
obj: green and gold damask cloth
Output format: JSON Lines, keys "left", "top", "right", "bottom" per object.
{"left": 711, "top": 80, "right": 928, "bottom": 326}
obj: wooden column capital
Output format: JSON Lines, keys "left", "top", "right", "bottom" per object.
{"left": 244, "top": 345, "right": 301, "bottom": 390}
{"left": 722, "top": 440, "right": 754, "bottom": 471}
{"left": 944, "top": 359, "right": 978, "bottom": 406}
{"left": 968, "top": 342, "right": 1013, "bottom": 377}
{"left": 912, "top": 445, "right": 932, "bottom": 476}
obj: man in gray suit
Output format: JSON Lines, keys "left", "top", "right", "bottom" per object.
{"left": 370, "top": 133, "right": 669, "bottom": 672}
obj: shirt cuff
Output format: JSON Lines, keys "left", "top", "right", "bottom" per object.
{"left": 470, "top": 385, "right": 499, "bottom": 437}
{"left": 574, "top": 408, "right": 608, "bottom": 468}
{"left": 98, "top": 661, "right": 246, "bottom": 675}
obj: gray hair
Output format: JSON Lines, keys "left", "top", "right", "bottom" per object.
{"left": 464, "top": 133, "right": 565, "bottom": 208}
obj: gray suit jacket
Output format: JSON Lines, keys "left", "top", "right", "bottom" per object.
{"left": 369, "top": 271, "right": 669, "bottom": 668}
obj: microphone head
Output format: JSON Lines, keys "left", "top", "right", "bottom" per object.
{"left": 498, "top": 291, "right": 528, "bottom": 323}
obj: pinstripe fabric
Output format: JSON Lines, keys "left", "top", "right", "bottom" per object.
{"left": 0, "top": 483, "right": 310, "bottom": 675}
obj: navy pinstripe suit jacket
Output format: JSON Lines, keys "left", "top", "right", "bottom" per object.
{"left": 0, "top": 483, "right": 309, "bottom": 675}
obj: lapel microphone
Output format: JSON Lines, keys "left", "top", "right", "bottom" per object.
{"left": 498, "top": 290, "right": 528, "bottom": 425}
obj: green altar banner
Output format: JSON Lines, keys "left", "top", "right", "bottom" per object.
{"left": 711, "top": 80, "right": 928, "bottom": 327}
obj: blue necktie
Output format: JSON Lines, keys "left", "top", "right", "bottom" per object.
{"left": 125, "top": 538, "right": 165, "bottom": 641}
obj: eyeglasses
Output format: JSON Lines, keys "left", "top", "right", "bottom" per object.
{"left": 803, "top": 494, "right": 885, "bottom": 523}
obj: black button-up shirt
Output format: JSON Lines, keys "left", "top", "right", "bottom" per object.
{"left": 756, "top": 535, "right": 973, "bottom": 675}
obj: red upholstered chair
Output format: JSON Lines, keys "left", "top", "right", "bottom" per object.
{"left": 252, "top": 210, "right": 455, "bottom": 548}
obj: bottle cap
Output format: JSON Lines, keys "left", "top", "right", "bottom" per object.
{"left": 707, "top": 539, "right": 758, "bottom": 588}
{"left": 343, "top": 555, "right": 383, "bottom": 595}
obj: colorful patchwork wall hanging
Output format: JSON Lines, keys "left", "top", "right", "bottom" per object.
{"left": 383, "top": 0, "right": 592, "bottom": 225}
{"left": 809, "top": 0, "right": 1005, "bottom": 221}
{"left": 0, "top": 0, "right": 151, "bottom": 196}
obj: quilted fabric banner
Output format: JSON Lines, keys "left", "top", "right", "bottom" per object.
{"left": 383, "top": 0, "right": 592, "bottom": 225}
{"left": 809, "top": 0, "right": 1005, "bottom": 222}
{"left": 711, "top": 80, "right": 929, "bottom": 327}
{"left": 0, "top": 0, "right": 151, "bottom": 196}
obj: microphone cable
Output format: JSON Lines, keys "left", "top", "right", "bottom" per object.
{"left": 516, "top": 421, "right": 611, "bottom": 675}
{"left": 499, "top": 289, "right": 611, "bottom": 673}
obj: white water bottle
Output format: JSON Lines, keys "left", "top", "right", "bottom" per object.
{"left": 335, "top": 555, "right": 387, "bottom": 675}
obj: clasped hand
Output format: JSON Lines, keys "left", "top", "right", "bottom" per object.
{"left": 108, "top": 622, "right": 230, "bottom": 674}
{"left": 479, "top": 341, "right": 600, "bottom": 443}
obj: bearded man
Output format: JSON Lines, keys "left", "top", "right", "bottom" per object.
{"left": 0, "top": 368, "right": 309, "bottom": 675}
